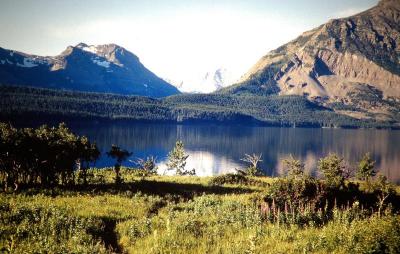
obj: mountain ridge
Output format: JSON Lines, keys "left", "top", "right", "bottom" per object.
{"left": 0, "top": 43, "right": 180, "bottom": 98}
{"left": 221, "top": 0, "right": 400, "bottom": 122}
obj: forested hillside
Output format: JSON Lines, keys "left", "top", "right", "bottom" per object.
{"left": 1, "top": 85, "right": 395, "bottom": 128}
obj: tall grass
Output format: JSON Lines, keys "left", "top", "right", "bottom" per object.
{"left": 1, "top": 170, "right": 399, "bottom": 254}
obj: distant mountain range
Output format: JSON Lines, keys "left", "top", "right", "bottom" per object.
{"left": 167, "top": 68, "right": 237, "bottom": 94}
{"left": 221, "top": 0, "right": 400, "bottom": 122}
{"left": 0, "top": 43, "right": 180, "bottom": 97}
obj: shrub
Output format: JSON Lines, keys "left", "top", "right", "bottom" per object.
{"left": 209, "top": 173, "right": 250, "bottom": 185}
{"left": 318, "top": 153, "right": 346, "bottom": 189}
{"left": 371, "top": 175, "right": 396, "bottom": 215}
{"left": 266, "top": 176, "right": 323, "bottom": 208}
{"left": 282, "top": 155, "right": 305, "bottom": 179}
{"left": 357, "top": 152, "right": 376, "bottom": 182}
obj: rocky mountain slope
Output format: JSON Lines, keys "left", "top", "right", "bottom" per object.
{"left": 222, "top": 0, "right": 400, "bottom": 122}
{"left": 0, "top": 43, "right": 180, "bottom": 97}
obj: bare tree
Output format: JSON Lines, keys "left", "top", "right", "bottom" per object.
{"left": 239, "top": 153, "right": 263, "bottom": 176}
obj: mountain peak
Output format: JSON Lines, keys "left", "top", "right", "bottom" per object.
{"left": 0, "top": 44, "right": 180, "bottom": 97}
{"left": 76, "top": 42, "right": 89, "bottom": 48}
{"left": 224, "top": 0, "right": 400, "bottom": 122}
{"left": 65, "top": 43, "right": 140, "bottom": 67}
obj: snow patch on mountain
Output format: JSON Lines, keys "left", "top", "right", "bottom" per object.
{"left": 81, "top": 46, "right": 98, "bottom": 54}
{"left": 92, "top": 58, "right": 110, "bottom": 68}
{"left": 76, "top": 43, "right": 99, "bottom": 54}
{"left": 16, "top": 58, "right": 38, "bottom": 68}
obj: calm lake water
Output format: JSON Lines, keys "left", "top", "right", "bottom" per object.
{"left": 55, "top": 121, "right": 400, "bottom": 183}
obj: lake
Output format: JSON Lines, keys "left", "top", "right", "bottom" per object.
{"left": 52, "top": 121, "right": 400, "bottom": 183}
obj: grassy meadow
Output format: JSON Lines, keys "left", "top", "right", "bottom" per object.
{"left": 1, "top": 168, "right": 400, "bottom": 254}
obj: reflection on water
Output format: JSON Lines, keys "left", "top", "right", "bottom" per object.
{"left": 56, "top": 121, "right": 400, "bottom": 183}
{"left": 157, "top": 151, "right": 239, "bottom": 176}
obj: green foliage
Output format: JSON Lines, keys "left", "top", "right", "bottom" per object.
{"left": 282, "top": 155, "right": 305, "bottom": 179}
{"left": 0, "top": 122, "right": 99, "bottom": 190}
{"left": 76, "top": 136, "right": 100, "bottom": 185}
{"left": 208, "top": 173, "right": 251, "bottom": 185}
{"left": 297, "top": 214, "right": 400, "bottom": 254}
{"left": 318, "top": 153, "right": 346, "bottom": 189}
{"left": 266, "top": 176, "right": 323, "bottom": 209}
{"left": 166, "top": 141, "right": 194, "bottom": 175}
{"left": 0, "top": 198, "right": 107, "bottom": 253}
{"left": 1, "top": 85, "right": 393, "bottom": 128}
{"left": 371, "top": 175, "right": 396, "bottom": 215}
{"left": 357, "top": 152, "right": 376, "bottom": 181}
{"left": 0, "top": 171, "right": 399, "bottom": 253}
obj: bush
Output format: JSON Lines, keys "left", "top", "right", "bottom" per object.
{"left": 266, "top": 177, "right": 323, "bottom": 207}
{"left": 282, "top": 155, "right": 305, "bottom": 179}
{"left": 357, "top": 153, "right": 376, "bottom": 181}
{"left": 318, "top": 153, "right": 346, "bottom": 189}
{"left": 208, "top": 173, "right": 251, "bottom": 185}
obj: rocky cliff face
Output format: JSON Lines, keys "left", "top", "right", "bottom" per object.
{"left": 224, "top": 0, "right": 400, "bottom": 121}
{"left": 0, "top": 43, "right": 180, "bottom": 98}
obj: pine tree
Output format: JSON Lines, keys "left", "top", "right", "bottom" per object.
{"left": 167, "top": 141, "right": 193, "bottom": 175}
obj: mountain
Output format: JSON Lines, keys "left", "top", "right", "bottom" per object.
{"left": 201, "top": 68, "right": 237, "bottom": 92}
{"left": 222, "top": 0, "right": 400, "bottom": 122}
{"left": 0, "top": 43, "right": 180, "bottom": 98}
{"left": 168, "top": 68, "right": 238, "bottom": 93}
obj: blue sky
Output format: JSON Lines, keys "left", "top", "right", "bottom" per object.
{"left": 0, "top": 0, "right": 378, "bottom": 87}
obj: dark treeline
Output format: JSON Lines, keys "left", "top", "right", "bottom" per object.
{"left": 0, "top": 122, "right": 99, "bottom": 190}
{"left": 0, "top": 85, "right": 395, "bottom": 128}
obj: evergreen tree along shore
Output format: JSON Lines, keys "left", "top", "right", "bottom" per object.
{"left": 1, "top": 122, "right": 400, "bottom": 253}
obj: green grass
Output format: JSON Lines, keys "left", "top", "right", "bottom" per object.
{"left": 1, "top": 169, "right": 399, "bottom": 254}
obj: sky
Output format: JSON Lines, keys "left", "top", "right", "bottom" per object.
{"left": 0, "top": 0, "right": 378, "bottom": 89}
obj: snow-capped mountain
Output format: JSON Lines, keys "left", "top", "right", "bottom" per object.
{"left": 0, "top": 43, "right": 180, "bottom": 97}
{"left": 202, "top": 68, "right": 236, "bottom": 92}
{"left": 167, "top": 68, "right": 238, "bottom": 94}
